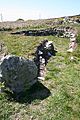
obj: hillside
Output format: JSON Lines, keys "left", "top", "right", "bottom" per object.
{"left": 0, "top": 16, "right": 80, "bottom": 120}
{"left": 0, "top": 14, "right": 80, "bottom": 29}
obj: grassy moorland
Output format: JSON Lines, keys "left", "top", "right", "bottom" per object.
{"left": 0, "top": 23, "right": 80, "bottom": 120}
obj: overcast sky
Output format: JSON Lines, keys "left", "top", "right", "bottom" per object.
{"left": 0, "top": 0, "right": 80, "bottom": 21}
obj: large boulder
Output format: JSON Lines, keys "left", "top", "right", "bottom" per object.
{"left": 0, "top": 55, "right": 38, "bottom": 93}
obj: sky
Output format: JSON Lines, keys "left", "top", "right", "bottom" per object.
{"left": 0, "top": 0, "right": 80, "bottom": 21}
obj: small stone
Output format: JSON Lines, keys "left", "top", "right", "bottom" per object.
{"left": 70, "top": 56, "right": 74, "bottom": 61}
{"left": 67, "top": 48, "right": 73, "bottom": 52}
{"left": 38, "top": 77, "right": 45, "bottom": 80}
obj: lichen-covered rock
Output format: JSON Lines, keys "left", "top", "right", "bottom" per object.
{"left": 0, "top": 55, "right": 38, "bottom": 93}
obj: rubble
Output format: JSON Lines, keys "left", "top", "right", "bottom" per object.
{"left": 34, "top": 40, "right": 57, "bottom": 80}
{"left": 67, "top": 31, "right": 77, "bottom": 52}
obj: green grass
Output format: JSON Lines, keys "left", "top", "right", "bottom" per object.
{"left": 0, "top": 25, "right": 80, "bottom": 120}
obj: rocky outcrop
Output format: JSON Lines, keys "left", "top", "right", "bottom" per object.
{"left": 0, "top": 55, "right": 38, "bottom": 93}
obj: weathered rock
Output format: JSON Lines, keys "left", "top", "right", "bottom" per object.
{"left": 0, "top": 55, "right": 38, "bottom": 93}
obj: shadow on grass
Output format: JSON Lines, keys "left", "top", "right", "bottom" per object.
{"left": 6, "top": 81, "right": 51, "bottom": 104}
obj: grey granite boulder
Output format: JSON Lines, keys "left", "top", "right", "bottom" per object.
{"left": 0, "top": 55, "right": 38, "bottom": 93}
